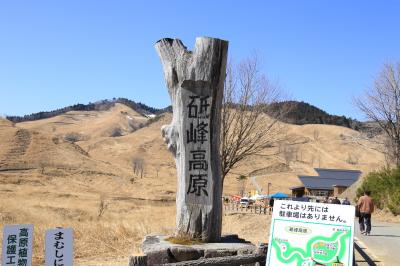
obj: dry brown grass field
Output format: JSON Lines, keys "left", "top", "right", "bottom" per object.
{"left": 0, "top": 104, "right": 389, "bottom": 264}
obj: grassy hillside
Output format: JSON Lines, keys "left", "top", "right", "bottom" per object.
{"left": 0, "top": 102, "right": 387, "bottom": 265}
{"left": 18, "top": 103, "right": 148, "bottom": 139}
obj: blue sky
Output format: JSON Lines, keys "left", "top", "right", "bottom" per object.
{"left": 1, "top": 1, "right": 399, "bottom": 119}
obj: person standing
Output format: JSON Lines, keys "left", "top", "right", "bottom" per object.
{"left": 357, "top": 191, "right": 374, "bottom": 235}
{"left": 269, "top": 198, "right": 274, "bottom": 214}
{"left": 322, "top": 196, "right": 330, "bottom": 204}
{"left": 331, "top": 196, "right": 341, "bottom": 204}
{"left": 342, "top": 197, "right": 351, "bottom": 205}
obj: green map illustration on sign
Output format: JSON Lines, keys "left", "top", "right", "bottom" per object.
{"left": 266, "top": 200, "right": 354, "bottom": 266}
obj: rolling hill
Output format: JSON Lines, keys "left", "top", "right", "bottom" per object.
{"left": 267, "top": 101, "right": 362, "bottom": 129}
{"left": 0, "top": 100, "right": 387, "bottom": 265}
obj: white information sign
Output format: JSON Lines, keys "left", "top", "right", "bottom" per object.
{"left": 266, "top": 200, "right": 355, "bottom": 266}
{"left": 45, "top": 228, "right": 73, "bottom": 266}
{"left": 1, "top": 224, "right": 34, "bottom": 266}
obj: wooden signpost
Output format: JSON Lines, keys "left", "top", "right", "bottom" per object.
{"left": 155, "top": 37, "right": 228, "bottom": 242}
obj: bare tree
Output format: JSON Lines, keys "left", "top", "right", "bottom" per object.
{"left": 236, "top": 175, "right": 247, "bottom": 197}
{"left": 98, "top": 194, "right": 109, "bottom": 218}
{"left": 318, "top": 152, "right": 322, "bottom": 168}
{"left": 155, "top": 164, "right": 162, "bottom": 179}
{"left": 346, "top": 153, "right": 359, "bottom": 165}
{"left": 132, "top": 157, "right": 145, "bottom": 178}
{"left": 310, "top": 153, "right": 315, "bottom": 167}
{"left": 220, "top": 55, "right": 287, "bottom": 183}
{"left": 313, "top": 129, "right": 320, "bottom": 141}
{"left": 355, "top": 62, "right": 400, "bottom": 166}
{"left": 282, "top": 144, "right": 297, "bottom": 165}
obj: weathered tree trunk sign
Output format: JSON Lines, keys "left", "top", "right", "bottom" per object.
{"left": 155, "top": 37, "right": 228, "bottom": 242}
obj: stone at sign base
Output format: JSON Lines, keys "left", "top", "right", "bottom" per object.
{"left": 128, "top": 255, "right": 147, "bottom": 266}
{"left": 140, "top": 234, "right": 258, "bottom": 265}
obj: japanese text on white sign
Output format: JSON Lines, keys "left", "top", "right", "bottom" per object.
{"left": 2, "top": 224, "right": 33, "bottom": 266}
{"left": 266, "top": 200, "right": 355, "bottom": 266}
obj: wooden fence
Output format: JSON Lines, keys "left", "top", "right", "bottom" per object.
{"left": 223, "top": 202, "right": 272, "bottom": 215}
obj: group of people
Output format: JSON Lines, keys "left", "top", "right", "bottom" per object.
{"left": 321, "top": 196, "right": 351, "bottom": 205}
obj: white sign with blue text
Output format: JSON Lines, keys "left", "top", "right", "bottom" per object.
{"left": 1, "top": 224, "right": 34, "bottom": 266}
{"left": 266, "top": 200, "right": 355, "bottom": 266}
{"left": 45, "top": 228, "right": 73, "bottom": 266}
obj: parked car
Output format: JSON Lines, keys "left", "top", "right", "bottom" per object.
{"left": 239, "top": 197, "right": 254, "bottom": 207}
{"left": 239, "top": 197, "right": 250, "bottom": 207}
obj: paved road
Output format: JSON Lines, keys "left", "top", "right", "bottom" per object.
{"left": 354, "top": 221, "right": 400, "bottom": 266}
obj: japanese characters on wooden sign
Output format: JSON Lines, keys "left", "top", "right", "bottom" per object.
{"left": 45, "top": 228, "right": 73, "bottom": 266}
{"left": 1, "top": 224, "right": 33, "bottom": 266}
{"left": 183, "top": 88, "right": 212, "bottom": 205}
{"left": 156, "top": 37, "right": 228, "bottom": 241}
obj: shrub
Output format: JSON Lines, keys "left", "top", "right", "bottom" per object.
{"left": 109, "top": 127, "right": 123, "bottom": 137}
{"left": 346, "top": 153, "right": 359, "bottom": 165}
{"left": 64, "top": 132, "right": 87, "bottom": 143}
{"left": 357, "top": 167, "right": 400, "bottom": 215}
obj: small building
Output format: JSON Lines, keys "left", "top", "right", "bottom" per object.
{"left": 290, "top": 168, "right": 361, "bottom": 198}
